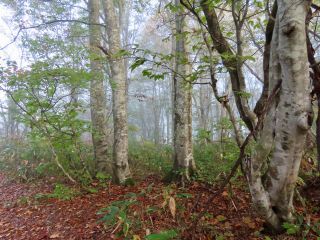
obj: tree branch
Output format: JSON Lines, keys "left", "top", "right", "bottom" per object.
{"left": 0, "top": 19, "right": 105, "bottom": 51}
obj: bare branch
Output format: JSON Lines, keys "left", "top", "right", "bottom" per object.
{"left": 0, "top": 19, "right": 106, "bottom": 51}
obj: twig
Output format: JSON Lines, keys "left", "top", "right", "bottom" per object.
{"left": 231, "top": 198, "right": 238, "bottom": 212}
{"left": 49, "top": 142, "right": 76, "bottom": 184}
{"left": 111, "top": 220, "right": 123, "bottom": 234}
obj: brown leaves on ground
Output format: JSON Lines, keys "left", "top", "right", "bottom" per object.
{"left": 0, "top": 173, "right": 319, "bottom": 240}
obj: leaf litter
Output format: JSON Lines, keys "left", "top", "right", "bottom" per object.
{"left": 0, "top": 173, "right": 319, "bottom": 240}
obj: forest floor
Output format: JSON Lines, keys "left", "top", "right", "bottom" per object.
{"left": 0, "top": 172, "right": 319, "bottom": 240}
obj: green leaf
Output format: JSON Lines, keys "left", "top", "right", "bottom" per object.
{"left": 145, "top": 229, "right": 178, "bottom": 240}
{"left": 176, "top": 193, "right": 193, "bottom": 199}
{"left": 96, "top": 172, "right": 111, "bottom": 181}
{"left": 164, "top": 3, "right": 181, "bottom": 13}
{"left": 130, "top": 58, "right": 146, "bottom": 71}
{"left": 234, "top": 91, "right": 252, "bottom": 99}
{"left": 282, "top": 222, "right": 300, "bottom": 235}
{"left": 113, "top": 49, "right": 131, "bottom": 58}
{"left": 118, "top": 210, "right": 127, "bottom": 221}
{"left": 97, "top": 206, "right": 119, "bottom": 223}
{"left": 142, "top": 69, "right": 152, "bottom": 77}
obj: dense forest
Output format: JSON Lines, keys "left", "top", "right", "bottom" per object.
{"left": 0, "top": 0, "right": 319, "bottom": 239}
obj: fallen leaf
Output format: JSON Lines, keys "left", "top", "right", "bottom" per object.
{"left": 222, "top": 191, "right": 228, "bottom": 197}
{"left": 49, "top": 233, "right": 60, "bottom": 239}
{"left": 216, "top": 215, "right": 227, "bottom": 222}
{"left": 169, "top": 197, "right": 176, "bottom": 218}
{"left": 133, "top": 235, "right": 141, "bottom": 240}
{"left": 224, "top": 221, "right": 232, "bottom": 229}
{"left": 161, "top": 199, "right": 167, "bottom": 208}
{"left": 242, "top": 216, "right": 256, "bottom": 229}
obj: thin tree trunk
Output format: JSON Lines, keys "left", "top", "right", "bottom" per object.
{"left": 172, "top": 0, "right": 196, "bottom": 185}
{"left": 88, "top": 0, "right": 111, "bottom": 174}
{"left": 104, "top": 0, "right": 131, "bottom": 184}
{"left": 306, "top": 11, "right": 320, "bottom": 173}
{"left": 202, "top": 30, "right": 243, "bottom": 147}
{"left": 199, "top": 0, "right": 257, "bottom": 131}
{"left": 254, "top": 1, "right": 277, "bottom": 117}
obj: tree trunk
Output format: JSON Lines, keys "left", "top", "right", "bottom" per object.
{"left": 7, "top": 96, "right": 18, "bottom": 139}
{"left": 88, "top": 0, "right": 111, "bottom": 174}
{"left": 104, "top": 0, "right": 131, "bottom": 184}
{"left": 152, "top": 82, "right": 161, "bottom": 145}
{"left": 172, "top": 0, "right": 196, "bottom": 185}
{"left": 254, "top": 1, "right": 277, "bottom": 117}
{"left": 247, "top": 0, "right": 312, "bottom": 232}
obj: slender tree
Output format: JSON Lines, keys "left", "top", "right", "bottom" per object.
{"left": 172, "top": 0, "right": 196, "bottom": 184}
{"left": 197, "top": 0, "right": 257, "bottom": 131}
{"left": 104, "top": 0, "right": 131, "bottom": 184}
{"left": 88, "top": 0, "right": 111, "bottom": 174}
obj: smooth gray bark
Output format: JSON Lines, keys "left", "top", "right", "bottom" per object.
{"left": 88, "top": 0, "right": 111, "bottom": 174}
{"left": 172, "top": 0, "right": 196, "bottom": 184}
{"left": 248, "top": 0, "right": 312, "bottom": 231}
{"left": 104, "top": 0, "right": 131, "bottom": 184}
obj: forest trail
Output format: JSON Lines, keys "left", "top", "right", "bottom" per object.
{"left": 0, "top": 172, "right": 319, "bottom": 240}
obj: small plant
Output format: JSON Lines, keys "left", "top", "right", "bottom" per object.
{"left": 17, "top": 196, "right": 31, "bottom": 205}
{"left": 50, "top": 183, "right": 79, "bottom": 200}
{"left": 282, "top": 212, "right": 320, "bottom": 239}
{"left": 97, "top": 193, "right": 138, "bottom": 238}
{"left": 283, "top": 222, "right": 300, "bottom": 235}
{"left": 311, "top": 221, "right": 320, "bottom": 237}
{"left": 95, "top": 172, "right": 112, "bottom": 182}
{"left": 35, "top": 183, "right": 79, "bottom": 201}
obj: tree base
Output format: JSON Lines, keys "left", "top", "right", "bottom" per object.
{"left": 260, "top": 222, "right": 285, "bottom": 236}
{"left": 163, "top": 168, "right": 197, "bottom": 186}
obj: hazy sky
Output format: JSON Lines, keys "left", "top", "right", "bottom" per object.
{"left": 0, "top": 6, "right": 20, "bottom": 100}
{"left": 0, "top": 5, "right": 23, "bottom": 66}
